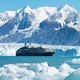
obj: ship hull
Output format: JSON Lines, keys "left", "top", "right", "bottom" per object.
{"left": 16, "top": 52, "right": 55, "bottom": 56}
{"left": 16, "top": 46, "right": 55, "bottom": 56}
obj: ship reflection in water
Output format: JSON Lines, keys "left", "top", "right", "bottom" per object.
{"left": 16, "top": 43, "right": 55, "bottom": 56}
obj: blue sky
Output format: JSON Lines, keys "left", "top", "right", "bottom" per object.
{"left": 0, "top": 0, "right": 80, "bottom": 12}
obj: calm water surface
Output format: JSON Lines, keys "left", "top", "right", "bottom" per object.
{"left": 0, "top": 56, "right": 80, "bottom": 69}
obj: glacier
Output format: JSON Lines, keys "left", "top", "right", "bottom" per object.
{"left": 0, "top": 43, "right": 80, "bottom": 56}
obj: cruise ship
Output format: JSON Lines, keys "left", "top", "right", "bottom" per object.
{"left": 16, "top": 43, "right": 55, "bottom": 56}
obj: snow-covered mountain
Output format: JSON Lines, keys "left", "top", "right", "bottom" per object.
{"left": 0, "top": 4, "right": 80, "bottom": 45}
{"left": 0, "top": 11, "right": 16, "bottom": 27}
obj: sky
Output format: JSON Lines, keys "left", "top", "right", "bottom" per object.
{"left": 0, "top": 0, "right": 80, "bottom": 12}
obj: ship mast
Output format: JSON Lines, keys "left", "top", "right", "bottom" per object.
{"left": 25, "top": 43, "right": 27, "bottom": 47}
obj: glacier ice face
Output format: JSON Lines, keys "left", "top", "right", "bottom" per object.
{"left": 0, "top": 43, "right": 80, "bottom": 56}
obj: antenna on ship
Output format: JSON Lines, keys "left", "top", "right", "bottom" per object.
{"left": 25, "top": 43, "right": 27, "bottom": 47}
{"left": 40, "top": 44, "right": 42, "bottom": 47}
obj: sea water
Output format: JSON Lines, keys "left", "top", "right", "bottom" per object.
{"left": 0, "top": 56, "right": 80, "bottom": 69}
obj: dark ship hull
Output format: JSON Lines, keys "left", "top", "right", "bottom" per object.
{"left": 16, "top": 52, "right": 55, "bottom": 56}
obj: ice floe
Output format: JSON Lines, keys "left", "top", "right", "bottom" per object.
{"left": 65, "top": 68, "right": 80, "bottom": 80}
{"left": 70, "top": 58, "right": 80, "bottom": 64}
{"left": 0, "top": 62, "right": 79, "bottom": 80}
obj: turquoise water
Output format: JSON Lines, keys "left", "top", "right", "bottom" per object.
{"left": 0, "top": 56, "right": 80, "bottom": 68}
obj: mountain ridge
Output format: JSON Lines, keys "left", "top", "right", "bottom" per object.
{"left": 0, "top": 4, "right": 80, "bottom": 45}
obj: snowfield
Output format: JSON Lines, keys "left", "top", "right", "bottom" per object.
{"left": 0, "top": 43, "right": 80, "bottom": 56}
{"left": 0, "top": 62, "right": 80, "bottom": 80}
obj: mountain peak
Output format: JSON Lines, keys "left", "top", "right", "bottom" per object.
{"left": 58, "top": 4, "right": 77, "bottom": 12}
{"left": 63, "top": 4, "right": 71, "bottom": 8}
{"left": 19, "top": 6, "right": 32, "bottom": 14}
{"left": 24, "top": 6, "right": 31, "bottom": 10}
{"left": 24, "top": 6, "right": 31, "bottom": 12}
